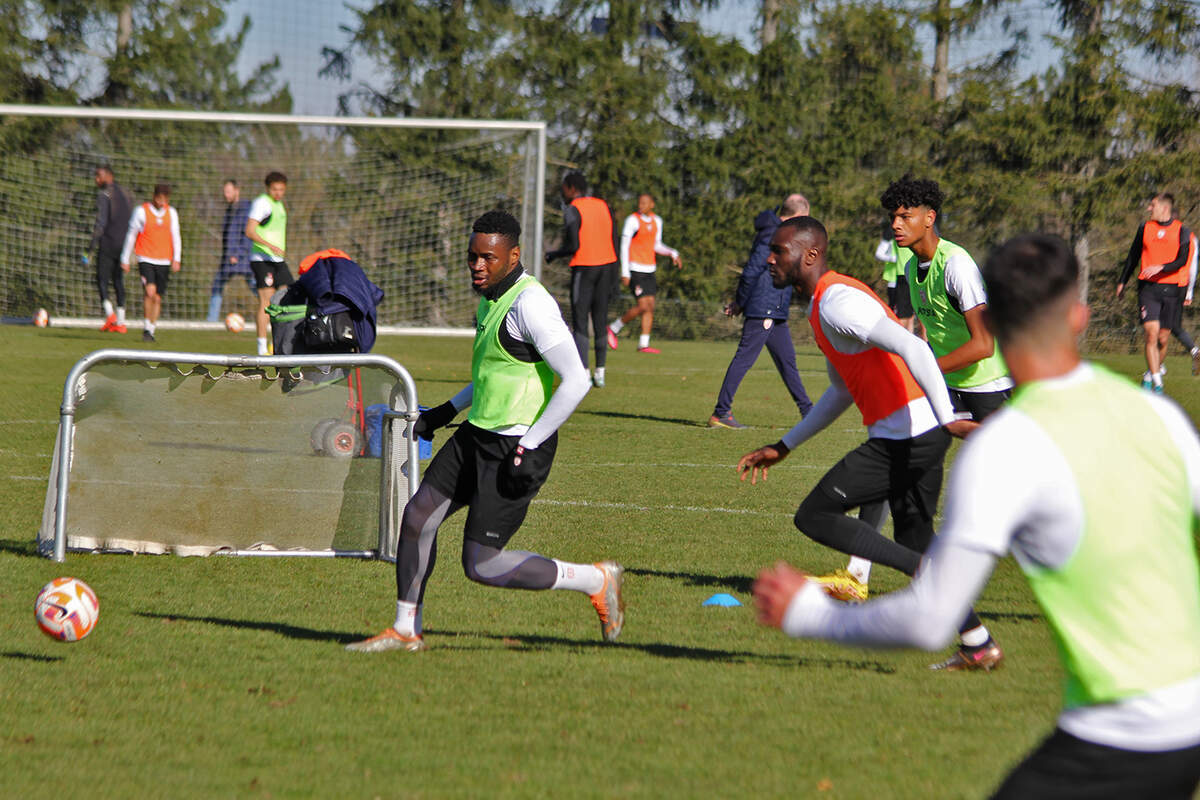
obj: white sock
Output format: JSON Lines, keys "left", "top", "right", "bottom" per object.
{"left": 102, "top": 299, "right": 114, "bottom": 317}
{"left": 846, "top": 557, "right": 872, "bottom": 584}
{"left": 256, "top": 337, "right": 269, "bottom": 356}
{"left": 551, "top": 560, "right": 604, "bottom": 594}
{"left": 393, "top": 600, "right": 421, "bottom": 636}
{"left": 1143, "top": 371, "right": 1153, "bottom": 382}
{"left": 1157, "top": 366, "right": 1166, "bottom": 378}
{"left": 638, "top": 334, "right": 650, "bottom": 349}
{"left": 609, "top": 319, "right": 624, "bottom": 334}
{"left": 960, "top": 625, "right": 990, "bottom": 648}
{"left": 145, "top": 321, "right": 156, "bottom": 334}
{"left": 1152, "top": 372, "right": 1163, "bottom": 387}
{"left": 1192, "top": 347, "right": 1199, "bottom": 357}
{"left": 594, "top": 366, "right": 605, "bottom": 380}
{"left": 116, "top": 307, "right": 126, "bottom": 325}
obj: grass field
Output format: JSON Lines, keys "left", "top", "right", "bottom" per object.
{"left": 2, "top": 323, "right": 1198, "bottom": 798}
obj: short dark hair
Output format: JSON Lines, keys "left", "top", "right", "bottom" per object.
{"left": 1155, "top": 192, "right": 1175, "bottom": 210}
{"left": 96, "top": 165, "right": 114, "bottom": 177}
{"left": 224, "top": 178, "right": 238, "bottom": 187}
{"left": 265, "top": 171, "right": 287, "bottom": 186}
{"left": 777, "top": 216, "right": 828, "bottom": 251}
{"left": 880, "top": 175, "right": 945, "bottom": 215}
{"left": 562, "top": 172, "right": 588, "bottom": 194}
{"left": 472, "top": 210, "right": 521, "bottom": 248}
{"left": 981, "top": 233, "right": 1078, "bottom": 342}
{"left": 153, "top": 183, "right": 171, "bottom": 197}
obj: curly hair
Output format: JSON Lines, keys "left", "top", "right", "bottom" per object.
{"left": 472, "top": 210, "right": 522, "bottom": 248}
{"left": 880, "top": 176, "right": 945, "bottom": 215}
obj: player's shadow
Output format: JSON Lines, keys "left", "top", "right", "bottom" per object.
{"left": 627, "top": 567, "right": 753, "bottom": 595}
{"left": 0, "top": 540, "right": 39, "bottom": 557}
{"left": 430, "top": 629, "right": 896, "bottom": 673}
{"left": 576, "top": 409, "right": 707, "bottom": 427}
{"left": 135, "top": 612, "right": 360, "bottom": 644}
{"left": 132, "top": 612, "right": 894, "bottom": 673}
{"left": 978, "top": 609, "right": 1043, "bottom": 623}
{"left": 2, "top": 651, "right": 64, "bottom": 662}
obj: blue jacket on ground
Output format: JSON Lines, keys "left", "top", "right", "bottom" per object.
{"left": 734, "top": 208, "right": 794, "bottom": 320}
{"left": 293, "top": 253, "right": 385, "bottom": 353}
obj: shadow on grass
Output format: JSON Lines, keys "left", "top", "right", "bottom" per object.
{"left": 135, "top": 612, "right": 894, "bottom": 673}
{"left": 136, "top": 612, "right": 361, "bottom": 644}
{"left": 627, "top": 567, "right": 752, "bottom": 594}
{"left": 575, "top": 409, "right": 707, "bottom": 427}
{"left": 2, "top": 651, "right": 64, "bottom": 662}
{"left": 978, "top": 609, "right": 1043, "bottom": 623}
{"left": 0, "top": 540, "right": 39, "bottom": 557}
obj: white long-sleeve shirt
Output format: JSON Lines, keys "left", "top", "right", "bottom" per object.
{"left": 619, "top": 213, "right": 678, "bottom": 278}
{"left": 120, "top": 204, "right": 181, "bottom": 266}
{"left": 781, "top": 363, "right": 1200, "bottom": 752}
{"left": 779, "top": 282, "right": 957, "bottom": 451}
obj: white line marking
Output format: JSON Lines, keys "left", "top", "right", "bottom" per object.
{"left": 532, "top": 498, "right": 789, "bottom": 516}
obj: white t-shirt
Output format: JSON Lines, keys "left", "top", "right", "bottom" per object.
{"left": 119, "top": 204, "right": 181, "bottom": 266}
{"left": 248, "top": 196, "right": 284, "bottom": 263}
{"left": 619, "top": 213, "right": 678, "bottom": 278}
{"left": 911, "top": 252, "right": 1013, "bottom": 393}
{"left": 782, "top": 363, "right": 1200, "bottom": 751}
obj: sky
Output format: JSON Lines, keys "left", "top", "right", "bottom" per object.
{"left": 224, "top": 0, "right": 1193, "bottom": 117}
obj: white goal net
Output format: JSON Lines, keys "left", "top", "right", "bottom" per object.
{"left": 40, "top": 349, "right": 422, "bottom": 561}
{"left": 0, "top": 105, "right": 545, "bottom": 330}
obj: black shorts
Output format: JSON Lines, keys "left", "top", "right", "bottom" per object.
{"left": 421, "top": 422, "right": 557, "bottom": 548}
{"left": 251, "top": 260, "right": 294, "bottom": 292}
{"left": 1139, "top": 282, "right": 1182, "bottom": 327}
{"left": 629, "top": 271, "right": 657, "bottom": 298}
{"left": 991, "top": 727, "right": 1200, "bottom": 800}
{"left": 949, "top": 387, "right": 1011, "bottom": 422}
{"left": 813, "top": 426, "right": 950, "bottom": 553}
{"left": 138, "top": 263, "right": 171, "bottom": 295}
{"left": 888, "top": 276, "right": 914, "bottom": 319}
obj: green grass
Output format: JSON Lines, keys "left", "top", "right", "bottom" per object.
{"left": 1, "top": 325, "right": 1197, "bottom": 798}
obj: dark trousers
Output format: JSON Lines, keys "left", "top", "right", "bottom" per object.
{"left": 713, "top": 317, "right": 813, "bottom": 417}
{"left": 992, "top": 728, "right": 1200, "bottom": 799}
{"left": 570, "top": 264, "right": 612, "bottom": 370}
{"left": 95, "top": 251, "right": 125, "bottom": 307}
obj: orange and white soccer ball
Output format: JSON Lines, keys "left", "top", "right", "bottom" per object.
{"left": 224, "top": 312, "right": 246, "bottom": 333}
{"left": 33, "top": 308, "right": 49, "bottom": 327}
{"left": 34, "top": 577, "right": 99, "bottom": 642}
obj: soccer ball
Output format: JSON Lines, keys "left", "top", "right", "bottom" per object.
{"left": 34, "top": 577, "right": 99, "bottom": 642}
{"left": 224, "top": 312, "right": 246, "bottom": 333}
{"left": 33, "top": 308, "right": 49, "bottom": 328}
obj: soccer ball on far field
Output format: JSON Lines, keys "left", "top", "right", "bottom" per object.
{"left": 224, "top": 312, "right": 246, "bottom": 333}
{"left": 34, "top": 576, "right": 99, "bottom": 642}
{"left": 33, "top": 308, "right": 49, "bottom": 327}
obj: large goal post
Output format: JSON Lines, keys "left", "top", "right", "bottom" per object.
{"left": 0, "top": 105, "right": 546, "bottom": 332}
{"left": 40, "top": 349, "right": 422, "bottom": 562}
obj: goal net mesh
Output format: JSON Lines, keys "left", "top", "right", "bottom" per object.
{"left": 39, "top": 359, "right": 417, "bottom": 557}
{"left": 0, "top": 112, "right": 542, "bottom": 328}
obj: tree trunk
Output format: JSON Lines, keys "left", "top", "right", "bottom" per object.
{"left": 931, "top": 0, "right": 950, "bottom": 101}
{"left": 117, "top": 4, "right": 132, "bottom": 52}
{"left": 1074, "top": 228, "right": 1090, "bottom": 306}
{"left": 761, "top": 0, "right": 780, "bottom": 47}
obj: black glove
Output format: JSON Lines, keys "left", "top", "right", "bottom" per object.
{"left": 497, "top": 444, "right": 552, "bottom": 497}
{"left": 413, "top": 401, "right": 457, "bottom": 440}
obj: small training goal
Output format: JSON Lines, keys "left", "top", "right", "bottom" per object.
{"left": 39, "top": 349, "right": 421, "bottom": 562}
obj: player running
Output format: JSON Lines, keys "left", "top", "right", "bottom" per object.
{"left": 119, "top": 183, "right": 181, "bottom": 343}
{"left": 736, "top": 216, "right": 1001, "bottom": 671}
{"left": 347, "top": 210, "right": 624, "bottom": 653}
{"left": 606, "top": 192, "right": 681, "bottom": 354}
{"left": 1116, "top": 192, "right": 1192, "bottom": 393}
{"left": 754, "top": 233, "right": 1200, "bottom": 797}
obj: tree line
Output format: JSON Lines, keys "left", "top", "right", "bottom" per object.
{"left": 3, "top": 0, "right": 1199, "bottom": 342}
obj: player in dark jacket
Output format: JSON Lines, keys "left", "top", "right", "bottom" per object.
{"left": 708, "top": 194, "right": 814, "bottom": 428}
